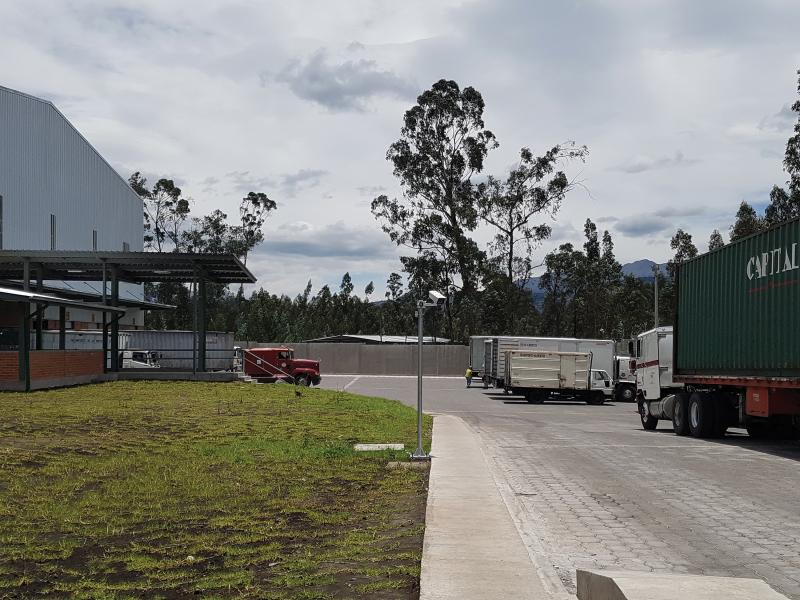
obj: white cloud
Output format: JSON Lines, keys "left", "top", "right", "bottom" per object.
{"left": 1, "top": 0, "right": 798, "bottom": 293}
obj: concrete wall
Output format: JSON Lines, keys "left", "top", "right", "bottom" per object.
{"left": 236, "top": 342, "right": 469, "bottom": 376}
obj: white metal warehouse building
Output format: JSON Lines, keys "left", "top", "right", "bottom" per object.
{"left": 0, "top": 85, "right": 145, "bottom": 328}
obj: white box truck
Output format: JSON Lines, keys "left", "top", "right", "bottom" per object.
{"left": 468, "top": 336, "right": 491, "bottom": 379}
{"left": 504, "top": 350, "right": 612, "bottom": 404}
{"left": 488, "top": 336, "right": 615, "bottom": 389}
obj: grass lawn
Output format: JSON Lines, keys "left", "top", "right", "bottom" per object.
{"left": 0, "top": 381, "right": 432, "bottom": 599}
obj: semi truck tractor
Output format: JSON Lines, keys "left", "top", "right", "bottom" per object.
{"left": 505, "top": 350, "right": 612, "bottom": 404}
{"left": 637, "top": 217, "right": 800, "bottom": 439}
{"left": 242, "top": 347, "right": 321, "bottom": 386}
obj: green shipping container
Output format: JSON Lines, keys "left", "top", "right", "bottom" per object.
{"left": 675, "top": 217, "right": 800, "bottom": 379}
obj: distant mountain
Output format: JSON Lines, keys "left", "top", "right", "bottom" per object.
{"left": 523, "top": 259, "right": 667, "bottom": 309}
{"left": 622, "top": 259, "right": 668, "bottom": 279}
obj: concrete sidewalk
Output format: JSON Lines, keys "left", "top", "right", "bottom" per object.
{"left": 420, "top": 414, "right": 552, "bottom": 599}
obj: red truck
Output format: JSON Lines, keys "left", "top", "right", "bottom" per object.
{"left": 242, "top": 347, "right": 321, "bottom": 386}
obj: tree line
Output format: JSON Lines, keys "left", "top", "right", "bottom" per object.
{"left": 137, "top": 71, "right": 800, "bottom": 344}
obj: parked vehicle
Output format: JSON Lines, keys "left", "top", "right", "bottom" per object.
{"left": 613, "top": 355, "right": 637, "bottom": 402}
{"left": 119, "top": 350, "right": 160, "bottom": 369}
{"left": 504, "top": 350, "right": 612, "bottom": 404}
{"left": 486, "top": 336, "right": 615, "bottom": 389}
{"left": 637, "top": 217, "right": 800, "bottom": 439}
{"left": 242, "top": 347, "right": 321, "bottom": 386}
{"left": 468, "top": 336, "right": 490, "bottom": 379}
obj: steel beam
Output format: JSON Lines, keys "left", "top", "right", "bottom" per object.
{"left": 110, "top": 266, "right": 119, "bottom": 372}
{"left": 58, "top": 306, "right": 66, "bottom": 350}
{"left": 198, "top": 275, "right": 207, "bottom": 372}
{"left": 18, "top": 302, "right": 30, "bottom": 392}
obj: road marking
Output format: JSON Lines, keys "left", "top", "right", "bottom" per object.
{"left": 342, "top": 376, "right": 360, "bottom": 391}
{"left": 322, "top": 374, "right": 462, "bottom": 379}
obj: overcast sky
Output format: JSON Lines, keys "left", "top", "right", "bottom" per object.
{"left": 1, "top": 0, "right": 798, "bottom": 296}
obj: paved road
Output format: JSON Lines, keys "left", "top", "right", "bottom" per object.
{"left": 321, "top": 375, "right": 800, "bottom": 598}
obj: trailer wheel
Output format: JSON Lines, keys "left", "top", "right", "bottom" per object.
{"left": 747, "top": 418, "right": 799, "bottom": 440}
{"left": 639, "top": 399, "right": 658, "bottom": 430}
{"left": 672, "top": 393, "right": 690, "bottom": 436}
{"left": 688, "top": 392, "right": 715, "bottom": 438}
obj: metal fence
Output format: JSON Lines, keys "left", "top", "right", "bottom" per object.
{"left": 234, "top": 342, "right": 469, "bottom": 376}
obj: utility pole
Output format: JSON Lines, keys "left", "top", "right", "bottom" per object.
{"left": 653, "top": 263, "right": 659, "bottom": 328}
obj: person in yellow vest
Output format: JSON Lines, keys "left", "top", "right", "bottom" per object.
{"left": 465, "top": 365, "right": 474, "bottom": 388}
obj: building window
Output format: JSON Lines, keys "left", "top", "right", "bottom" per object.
{"left": 50, "top": 214, "right": 56, "bottom": 250}
{"left": 92, "top": 229, "right": 98, "bottom": 251}
{"left": 122, "top": 241, "right": 130, "bottom": 252}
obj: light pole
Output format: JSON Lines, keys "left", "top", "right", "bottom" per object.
{"left": 411, "top": 290, "right": 446, "bottom": 461}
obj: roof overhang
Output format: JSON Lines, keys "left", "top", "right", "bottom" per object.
{"left": 0, "top": 251, "right": 256, "bottom": 285}
{"left": 0, "top": 280, "right": 174, "bottom": 310}
{"left": 0, "top": 286, "right": 126, "bottom": 314}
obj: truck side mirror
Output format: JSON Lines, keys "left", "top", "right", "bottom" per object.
{"left": 628, "top": 341, "right": 634, "bottom": 356}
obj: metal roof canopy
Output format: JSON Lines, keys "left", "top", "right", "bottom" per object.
{"left": 0, "top": 251, "right": 256, "bottom": 284}
{"left": 0, "top": 286, "right": 126, "bottom": 314}
{"left": 0, "top": 279, "right": 174, "bottom": 310}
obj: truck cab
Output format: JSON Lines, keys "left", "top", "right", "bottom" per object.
{"left": 613, "top": 355, "right": 637, "bottom": 402}
{"left": 118, "top": 350, "right": 160, "bottom": 369}
{"left": 634, "top": 327, "right": 681, "bottom": 402}
{"left": 591, "top": 369, "right": 613, "bottom": 398}
{"left": 243, "top": 347, "right": 321, "bottom": 386}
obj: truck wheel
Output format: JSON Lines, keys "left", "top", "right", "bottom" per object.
{"left": 712, "top": 393, "right": 731, "bottom": 437}
{"left": 295, "top": 375, "right": 310, "bottom": 387}
{"left": 688, "top": 392, "right": 715, "bottom": 438}
{"left": 748, "top": 418, "right": 799, "bottom": 440}
{"left": 587, "top": 392, "right": 606, "bottom": 405}
{"left": 639, "top": 399, "right": 658, "bottom": 430}
{"left": 672, "top": 393, "right": 690, "bottom": 436}
{"left": 617, "top": 385, "right": 635, "bottom": 402}
{"left": 525, "top": 390, "right": 544, "bottom": 404}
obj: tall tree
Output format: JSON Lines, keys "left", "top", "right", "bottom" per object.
{"left": 708, "top": 229, "right": 725, "bottom": 251}
{"left": 476, "top": 144, "right": 588, "bottom": 282}
{"left": 539, "top": 243, "right": 583, "bottom": 337}
{"left": 729, "top": 201, "right": 763, "bottom": 241}
{"left": 232, "top": 192, "right": 277, "bottom": 266}
{"left": 666, "top": 229, "right": 698, "bottom": 279}
{"left": 130, "top": 173, "right": 190, "bottom": 252}
{"left": 371, "top": 79, "right": 497, "bottom": 295}
{"left": 764, "top": 71, "right": 800, "bottom": 226}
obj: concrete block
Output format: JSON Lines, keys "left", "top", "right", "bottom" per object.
{"left": 354, "top": 443, "right": 404, "bottom": 451}
{"left": 577, "top": 570, "right": 790, "bottom": 600}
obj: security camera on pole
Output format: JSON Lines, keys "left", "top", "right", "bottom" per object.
{"left": 411, "top": 290, "right": 446, "bottom": 461}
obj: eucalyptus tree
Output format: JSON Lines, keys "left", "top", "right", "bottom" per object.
{"left": 477, "top": 144, "right": 588, "bottom": 283}
{"left": 129, "top": 172, "right": 191, "bottom": 252}
{"left": 371, "top": 79, "right": 498, "bottom": 296}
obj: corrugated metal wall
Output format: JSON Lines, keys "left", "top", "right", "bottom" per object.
{"left": 128, "top": 331, "right": 234, "bottom": 371}
{"left": 0, "top": 86, "right": 144, "bottom": 315}
{"left": 676, "top": 218, "right": 800, "bottom": 377}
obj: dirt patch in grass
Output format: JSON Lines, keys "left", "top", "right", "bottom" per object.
{"left": 0, "top": 381, "right": 432, "bottom": 599}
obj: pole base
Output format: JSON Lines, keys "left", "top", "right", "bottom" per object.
{"left": 410, "top": 451, "right": 431, "bottom": 461}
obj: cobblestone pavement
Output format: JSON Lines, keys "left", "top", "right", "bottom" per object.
{"left": 322, "top": 375, "right": 800, "bottom": 598}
